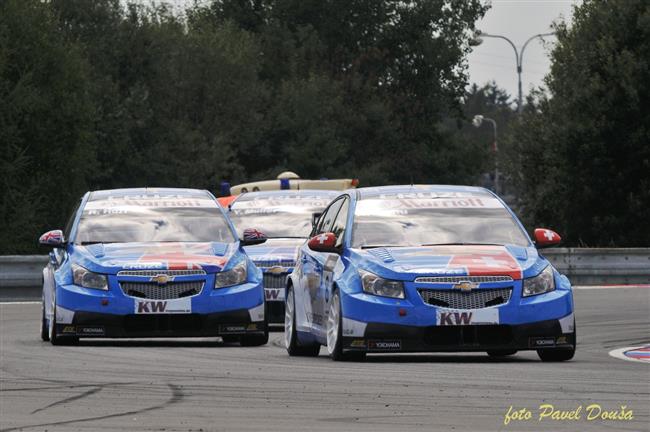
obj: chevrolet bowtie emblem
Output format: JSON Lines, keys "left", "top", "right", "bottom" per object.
{"left": 150, "top": 274, "right": 173, "bottom": 285}
{"left": 267, "top": 266, "right": 286, "bottom": 275}
{"left": 454, "top": 281, "right": 477, "bottom": 292}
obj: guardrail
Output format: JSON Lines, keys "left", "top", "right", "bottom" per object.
{"left": 541, "top": 248, "right": 650, "bottom": 285}
{"left": 0, "top": 249, "right": 649, "bottom": 288}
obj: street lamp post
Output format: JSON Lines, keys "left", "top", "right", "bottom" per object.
{"left": 472, "top": 115, "right": 499, "bottom": 194}
{"left": 473, "top": 31, "right": 556, "bottom": 113}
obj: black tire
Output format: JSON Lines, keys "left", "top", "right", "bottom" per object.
{"left": 285, "top": 286, "right": 320, "bottom": 357}
{"left": 327, "top": 290, "right": 365, "bottom": 362}
{"left": 487, "top": 350, "right": 517, "bottom": 357}
{"left": 40, "top": 300, "right": 50, "bottom": 342}
{"left": 537, "top": 348, "right": 575, "bottom": 362}
{"left": 49, "top": 298, "right": 78, "bottom": 346}
{"left": 240, "top": 332, "right": 269, "bottom": 346}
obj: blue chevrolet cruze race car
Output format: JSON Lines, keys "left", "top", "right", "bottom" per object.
{"left": 39, "top": 188, "right": 268, "bottom": 346}
{"left": 227, "top": 190, "right": 339, "bottom": 323}
{"left": 285, "top": 185, "right": 576, "bottom": 361}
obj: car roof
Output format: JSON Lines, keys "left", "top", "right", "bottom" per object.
{"left": 234, "top": 189, "right": 340, "bottom": 201}
{"left": 88, "top": 187, "right": 211, "bottom": 201}
{"left": 354, "top": 184, "right": 493, "bottom": 199}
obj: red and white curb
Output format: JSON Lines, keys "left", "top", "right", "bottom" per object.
{"left": 609, "top": 345, "right": 650, "bottom": 364}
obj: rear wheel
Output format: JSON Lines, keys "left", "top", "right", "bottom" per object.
{"left": 327, "top": 290, "right": 365, "bottom": 362}
{"left": 487, "top": 350, "right": 517, "bottom": 357}
{"left": 285, "top": 286, "right": 320, "bottom": 356}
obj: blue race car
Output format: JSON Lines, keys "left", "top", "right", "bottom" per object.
{"left": 227, "top": 190, "right": 339, "bottom": 323}
{"left": 39, "top": 188, "right": 268, "bottom": 346}
{"left": 285, "top": 185, "right": 576, "bottom": 361}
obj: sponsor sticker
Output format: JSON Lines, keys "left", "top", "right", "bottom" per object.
{"left": 530, "top": 337, "right": 557, "bottom": 348}
{"left": 264, "top": 288, "right": 285, "bottom": 301}
{"left": 436, "top": 308, "right": 499, "bottom": 326}
{"left": 220, "top": 325, "right": 247, "bottom": 334}
{"left": 350, "top": 339, "right": 366, "bottom": 348}
{"left": 368, "top": 340, "right": 402, "bottom": 351}
{"left": 78, "top": 326, "right": 105, "bottom": 335}
{"left": 62, "top": 325, "right": 76, "bottom": 334}
{"left": 134, "top": 297, "right": 191, "bottom": 314}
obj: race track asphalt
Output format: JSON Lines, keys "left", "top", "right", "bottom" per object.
{"left": 0, "top": 288, "right": 648, "bottom": 432}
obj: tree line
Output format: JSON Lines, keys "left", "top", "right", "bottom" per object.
{"left": 1, "top": 0, "right": 647, "bottom": 253}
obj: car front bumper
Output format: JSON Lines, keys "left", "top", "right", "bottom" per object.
{"left": 341, "top": 317, "right": 575, "bottom": 353}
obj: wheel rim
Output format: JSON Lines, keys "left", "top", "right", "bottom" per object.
{"left": 48, "top": 301, "right": 55, "bottom": 340}
{"left": 326, "top": 292, "right": 339, "bottom": 355}
{"left": 284, "top": 289, "right": 294, "bottom": 349}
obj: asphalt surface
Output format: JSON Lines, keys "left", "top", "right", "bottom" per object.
{"left": 1, "top": 288, "right": 648, "bottom": 432}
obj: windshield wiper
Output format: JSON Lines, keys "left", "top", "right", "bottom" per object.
{"left": 360, "top": 245, "right": 408, "bottom": 249}
{"left": 80, "top": 241, "right": 114, "bottom": 245}
{"left": 420, "top": 242, "right": 504, "bottom": 247}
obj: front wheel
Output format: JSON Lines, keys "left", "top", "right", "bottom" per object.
{"left": 48, "top": 302, "right": 78, "bottom": 346}
{"left": 537, "top": 348, "right": 575, "bottom": 362}
{"left": 327, "top": 290, "right": 365, "bottom": 362}
{"left": 285, "top": 286, "right": 320, "bottom": 357}
{"left": 41, "top": 299, "right": 50, "bottom": 341}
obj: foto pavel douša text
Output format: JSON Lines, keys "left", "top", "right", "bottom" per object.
{"left": 503, "top": 404, "right": 634, "bottom": 425}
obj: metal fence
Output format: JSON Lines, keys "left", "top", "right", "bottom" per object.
{"left": 1, "top": 249, "right": 649, "bottom": 288}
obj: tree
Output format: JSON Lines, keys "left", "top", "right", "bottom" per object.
{"left": 513, "top": 0, "right": 650, "bottom": 246}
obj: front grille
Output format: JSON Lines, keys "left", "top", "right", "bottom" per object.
{"left": 117, "top": 270, "right": 206, "bottom": 277}
{"left": 418, "top": 287, "right": 512, "bottom": 309}
{"left": 254, "top": 259, "right": 295, "bottom": 268}
{"left": 120, "top": 281, "right": 204, "bottom": 300}
{"left": 415, "top": 275, "right": 513, "bottom": 284}
{"left": 263, "top": 273, "right": 286, "bottom": 289}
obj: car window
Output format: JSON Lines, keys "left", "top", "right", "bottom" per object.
{"left": 330, "top": 197, "right": 349, "bottom": 247}
{"left": 317, "top": 198, "right": 344, "bottom": 235}
{"left": 351, "top": 193, "right": 530, "bottom": 248}
{"left": 74, "top": 194, "right": 236, "bottom": 244}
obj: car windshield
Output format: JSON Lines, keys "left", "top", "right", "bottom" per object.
{"left": 351, "top": 193, "right": 530, "bottom": 248}
{"left": 229, "top": 194, "right": 335, "bottom": 238}
{"left": 75, "top": 195, "right": 235, "bottom": 244}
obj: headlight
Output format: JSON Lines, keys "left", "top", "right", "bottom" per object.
{"left": 522, "top": 265, "right": 556, "bottom": 297}
{"left": 215, "top": 261, "right": 248, "bottom": 288}
{"left": 359, "top": 269, "right": 404, "bottom": 299}
{"left": 72, "top": 264, "right": 108, "bottom": 290}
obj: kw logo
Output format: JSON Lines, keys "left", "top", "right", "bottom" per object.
{"left": 265, "top": 289, "right": 282, "bottom": 300}
{"left": 439, "top": 311, "right": 473, "bottom": 326}
{"left": 137, "top": 301, "right": 167, "bottom": 313}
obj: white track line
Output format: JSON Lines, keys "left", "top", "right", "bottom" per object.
{"left": 0, "top": 301, "right": 40, "bottom": 305}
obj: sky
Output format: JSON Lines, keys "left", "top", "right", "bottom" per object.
{"left": 467, "top": 0, "right": 579, "bottom": 102}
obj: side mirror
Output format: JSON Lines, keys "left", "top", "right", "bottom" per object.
{"left": 240, "top": 228, "right": 267, "bottom": 246}
{"left": 39, "top": 230, "right": 66, "bottom": 248}
{"left": 311, "top": 212, "right": 322, "bottom": 228}
{"left": 307, "top": 232, "right": 340, "bottom": 254}
{"left": 534, "top": 228, "right": 562, "bottom": 248}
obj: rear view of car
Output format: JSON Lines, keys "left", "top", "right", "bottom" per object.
{"left": 39, "top": 188, "right": 268, "bottom": 345}
{"left": 227, "top": 190, "right": 339, "bottom": 323}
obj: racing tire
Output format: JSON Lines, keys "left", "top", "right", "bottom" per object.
{"left": 48, "top": 298, "right": 78, "bottom": 346}
{"left": 537, "top": 347, "right": 575, "bottom": 362}
{"left": 327, "top": 290, "right": 366, "bottom": 362}
{"left": 487, "top": 350, "right": 517, "bottom": 357}
{"left": 40, "top": 299, "right": 50, "bottom": 342}
{"left": 239, "top": 332, "right": 269, "bottom": 347}
{"left": 285, "top": 286, "right": 320, "bottom": 357}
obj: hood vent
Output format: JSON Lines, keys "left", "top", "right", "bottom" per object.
{"left": 368, "top": 248, "right": 395, "bottom": 263}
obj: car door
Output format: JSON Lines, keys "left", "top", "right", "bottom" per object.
{"left": 318, "top": 197, "right": 349, "bottom": 329}
{"left": 299, "top": 198, "right": 343, "bottom": 335}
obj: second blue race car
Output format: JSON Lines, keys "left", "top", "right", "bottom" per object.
{"left": 39, "top": 188, "right": 268, "bottom": 346}
{"left": 285, "top": 185, "right": 576, "bottom": 361}
{"left": 227, "top": 190, "right": 339, "bottom": 323}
